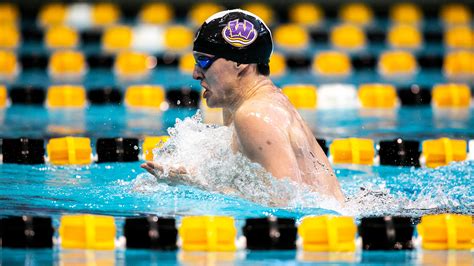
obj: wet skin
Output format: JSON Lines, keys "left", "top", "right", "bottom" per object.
{"left": 142, "top": 52, "right": 345, "bottom": 203}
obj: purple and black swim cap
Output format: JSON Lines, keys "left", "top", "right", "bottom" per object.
{"left": 193, "top": 9, "right": 273, "bottom": 64}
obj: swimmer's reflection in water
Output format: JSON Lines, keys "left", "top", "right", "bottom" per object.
{"left": 141, "top": 9, "right": 345, "bottom": 204}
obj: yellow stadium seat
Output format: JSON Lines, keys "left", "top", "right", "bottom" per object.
{"left": 339, "top": 3, "right": 373, "bottom": 26}
{"left": 143, "top": 136, "right": 170, "bottom": 160}
{"left": 139, "top": 3, "right": 174, "bottom": 24}
{"left": 378, "top": 50, "right": 417, "bottom": 76}
{"left": 269, "top": 52, "right": 287, "bottom": 76}
{"left": 59, "top": 214, "right": 116, "bottom": 250}
{"left": 330, "top": 138, "right": 375, "bottom": 165}
{"left": 241, "top": 3, "right": 274, "bottom": 25}
{"left": 432, "top": 83, "right": 471, "bottom": 108}
{"left": 114, "top": 51, "right": 155, "bottom": 78}
{"left": 47, "top": 85, "right": 86, "bottom": 108}
{"left": 289, "top": 3, "right": 323, "bottom": 25}
{"left": 91, "top": 3, "right": 120, "bottom": 26}
{"left": 445, "top": 26, "right": 473, "bottom": 49}
{"left": 274, "top": 24, "right": 309, "bottom": 49}
{"left": 0, "top": 3, "right": 19, "bottom": 24}
{"left": 164, "top": 25, "right": 194, "bottom": 51}
{"left": 390, "top": 3, "right": 422, "bottom": 24}
{"left": 188, "top": 3, "right": 224, "bottom": 26}
{"left": 47, "top": 137, "right": 92, "bottom": 165}
{"left": 443, "top": 50, "right": 474, "bottom": 78}
{"left": 282, "top": 84, "right": 317, "bottom": 109}
{"left": 179, "top": 52, "right": 196, "bottom": 73}
{"left": 358, "top": 84, "right": 397, "bottom": 108}
{"left": 0, "top": 85, "right": 6, "bottom": 107}
{"left": 180, "top": 216, "right": 236, "bottom": 251}
{"left": 330, "top": 24, "right": 366, "bottom": 49}
{"left": 48, "top": 50, "right": 87, "bottom": 78}
{"left": 440, "top": 4, "right": 472, "bottom": 25}
{"left": 313, "top": 51, "right": 352, "bottom": 76}
{"left": 45, "top": 25, "right": 79, "bottom": 49}
{"left": 472, "top": 30, "right": 474, "bottom": 47}
{"left": 422, "top": 138, "right": 467, "bottom": 168}
{"left": 387, "top": 24, "right": 422, "bottom": 49}
{"left": 417, "top": 214, "right": 473, "bottom": 250}
{"left": 38, "top": 3, "right": 66, "bottom": 27}
{"left": 125, "top": 85, "right": 165, "bottom": 108}
{"left": 298, "top": 215, "right": 357, "bottom": 252}
{"left": 0, "top": 50, "right": 19, "bottom": 78}
{"left": 0, "top": 24, "right": 20, "bottom": 48}
{"left": 102, "top": 25, "right": 133, "bottom": 52}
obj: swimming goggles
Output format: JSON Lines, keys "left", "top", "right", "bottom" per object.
{"left": 195, "top": 55, "right": 218, "bottom": 70}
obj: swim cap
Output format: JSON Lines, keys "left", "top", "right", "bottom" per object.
{"left": 193, "top": 9, "right": 273, "bottom": 64}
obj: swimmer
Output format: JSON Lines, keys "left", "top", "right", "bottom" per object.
{"left": 142, "top": 9, "right": 345, "bottom": 203}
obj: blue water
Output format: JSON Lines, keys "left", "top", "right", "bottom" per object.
{"left": 1, "top": 249, "right": 473, "bottom": 265}
{"left": 0, "top": 157, "right": 473, "bottom": 219}
{"left": 1, "top": 248, "right": 472, "bottom": 265}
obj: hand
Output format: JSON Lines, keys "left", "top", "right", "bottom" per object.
{"left": 140, "top": 161, "right": 194, "bottom": 187}
{"left": 141, "top": 161, "right": 188, "bottom": 177}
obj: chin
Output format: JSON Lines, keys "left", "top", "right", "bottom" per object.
{"left": 206, "top": 101, "right": 217, "bottom": 108}
{"left": 206, "top": 100, "right": 222, "bottom": 108}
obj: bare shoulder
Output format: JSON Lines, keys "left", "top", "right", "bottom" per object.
{"left": 234, "top": 97, "right": 291, "bottom": 129}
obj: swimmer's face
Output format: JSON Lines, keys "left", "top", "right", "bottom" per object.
{"left": 193, "top": 52, "right": 240, "bottom": 108}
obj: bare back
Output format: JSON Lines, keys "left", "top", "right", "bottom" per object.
{"left": 229, "top": 86, "right": 345, "bottom": 202}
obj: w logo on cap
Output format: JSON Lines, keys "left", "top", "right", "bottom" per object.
{"left": 222, "top": 19, "right": 258, "bottom": 47}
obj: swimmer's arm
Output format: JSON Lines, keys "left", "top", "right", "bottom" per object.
{"left": 234, "top": 110, "right": 300, "bottom": 180}
{"left": 141, "top": 161, "right": 241, "bottom": 194}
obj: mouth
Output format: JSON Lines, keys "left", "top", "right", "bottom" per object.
{"left": 201, "top": 83, "right": 211, "bottom": 98}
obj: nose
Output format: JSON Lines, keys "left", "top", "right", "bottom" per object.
{"left": 192, "top": 65, "right": 204, "bottom": 80}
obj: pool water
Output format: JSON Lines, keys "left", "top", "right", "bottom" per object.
{"left": 1, "top": 104, "right": 473, "bottom": 265}
{"left": 1, "top": 249, "right": 473, "bottom": 265}
{"left": 0, "top": 149, "right": 472, "bottom": 219}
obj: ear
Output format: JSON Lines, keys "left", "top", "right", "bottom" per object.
{"left": 234, "top": 62, "right": 250, "bottom": 76}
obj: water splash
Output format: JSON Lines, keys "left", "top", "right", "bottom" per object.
{"left": 146, "top": 111, "right": 336, "bottom": 208}
{"left": 340, "top": 161, "right": 474, "bottom": 217}
{"left": 131, "top": 111, "right": 473, "bottom": 217}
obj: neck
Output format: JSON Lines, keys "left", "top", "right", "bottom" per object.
{"left": 229, "top": 75, "right": 274, "bottom": 112}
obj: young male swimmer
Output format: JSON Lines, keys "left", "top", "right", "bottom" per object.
{"left": 141, "top": 10, "right": 345, "bottom": 203}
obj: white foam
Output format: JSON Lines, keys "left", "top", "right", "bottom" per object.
{"left": 317, "top": 84, "right": 358, "bottom": 109}
{"left": 340, "top": 160, "right": 474, "bottom": 217}
{"left": 132, "top": 25, "right": 165, "bottom": 52}
{"left": 66, "top": 3, "right": 92, "bottom": 29}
